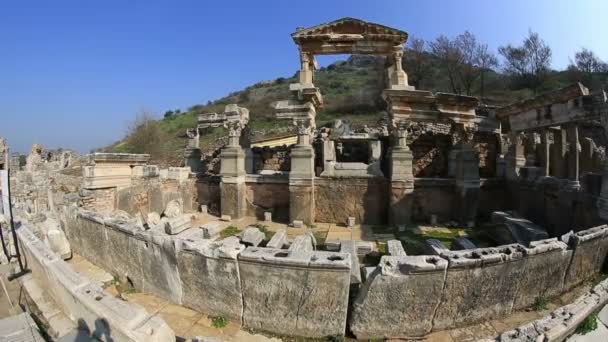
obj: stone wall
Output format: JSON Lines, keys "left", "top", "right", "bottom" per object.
{"left": 315, "top": 177, "right": 389, "bottom": 225}
{"left": 16, "top": 223, "right": 175, "bottom": 342}
{"left": 349, "top": 226, "right": 608, "bottom": 339}
{"left": 245, "top": 178, "right": 290, "bottom": 222}
{"left": 196, "top": 177, "right": 221, "bottom": 216}
{"left": 63, "top": 209, "right": 351, "bottom": 338}
{"left": 509, "top": 177, "right": 604, "bottom": 237}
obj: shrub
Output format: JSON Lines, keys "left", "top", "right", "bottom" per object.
{"left": 576, "top": 313, "right": 598, "bottom": 335}
{"left": 220, "top": 226, "right": 241, "bottom": 238}
{"left": 211, "top": 316, "right": 227, "bottom": 329}
{"left": 532, "top": 296, "right": 548, "bottom": 311}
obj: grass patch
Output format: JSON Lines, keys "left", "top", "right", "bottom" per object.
{"left": 531, "top": 296, "right": 548, "bottom": 311}
{"left": 211, "top": 316, "right": 227, "bottom": 329}
{"left": 220, "top": 226, "right": 241, "bottom": 238}
{"left": 576, "top": 313, "right": 598, "bottom": 335}
{"left": 396, "top": 227, "right": 467, "bottom": 255}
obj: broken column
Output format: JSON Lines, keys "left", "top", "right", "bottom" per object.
{"left": 453, "top": 124, "right": 480, "bottom": 226}
{"left": 199, "top": 104, "right": 250, "bottom": 219}
{"left": 389, "top": 121, "right": 414, "bottom": 225}
{"left": 505, "top": 132, "right": 525, "bottom": 180}
{"left": 184, "top": 128, "right": 202, "bottom": 173}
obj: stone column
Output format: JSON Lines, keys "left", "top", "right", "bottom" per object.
{"left": 289, "top": 118, "right": 316, "bottom": 225}
{"left": 540, "top": 129, "right": 551, "bottom": 176}
{"left": 495, "top": 134, "right": 507, "bottom": 178}
{"left": 389, "top": 121, "right": 414, "bottom": 225}
{"left": 453, "top": 125, "right": 480, "bottom": 226}
{"left": 220, "top": 120, "right": 247, "bottom": 219}
{"left": 506, "top": 132, "right": 526, "bottom": 180}
{"left": 564, "top": 123, "right": 580, "bottom": 190}
{"left": 550, "top": 128, "right": 568, "bottom": 178}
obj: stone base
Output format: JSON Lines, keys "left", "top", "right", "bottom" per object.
{"left": 184, "top": 147, "right": 202, "bottom": 173}
{"left": 289, "top": 180, "right": 315, "bottom": 225}
{"left": 220, "top": 178, "right": 247, "bottom": 219}
{"left": 220, "top": 146, "right": 245, "bottom": 177}
{"left": 390, "top": 181, "right": 414, "bottom": 225}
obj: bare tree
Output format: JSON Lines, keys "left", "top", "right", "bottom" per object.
{"left": 430, "top": 35, "right": 463, "bottom": 94}
{"left": 125, "top": 109, "right": 168, "bottom": 160}
{"left": 455, "top": 31, "right": 479, "bottom": 96}
{"left": 569, "top": 48, "right": 606, "bottom": 84}
{"left": 476, "top": 44, "right": 498, "bottom": 100}
{"left": 403, "top": 36, "right": 431, "bottom": 89}
{"left": 499, "top": 30, "right": 552, "bottom": 94}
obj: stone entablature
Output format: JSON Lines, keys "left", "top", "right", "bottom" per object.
{"left": 83, "top": 153, "right": 150, "bottom": 190}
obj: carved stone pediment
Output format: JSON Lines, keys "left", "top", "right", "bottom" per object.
{"left": 292, "top": 17, "right": 407, "bottom": 55}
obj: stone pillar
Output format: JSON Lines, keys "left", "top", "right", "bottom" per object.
{"left": 495, "top": 134, "right": 507, "bottom": 178}
{"left": 524, "top": 132, "right": 537, "bottom": 166}
{"left": 289, "top": 119, "right": 315, "bottom": 225}
{"left": 506, "top": 132, "right": 525, "bottom": 180}
{"left": 220, "top": 121, "right": 247, "bottom": 219}
{"left": 540, "top": 129, "right": 551, "bottom": 176}
{"left": 298, "top": 51, "right": 314, "bottom": 86}
{"left": 564, "top": 123, "right": 580, "bottom": 190}
{"left": 596, "top": 96, "right": 608, "bottom": 220}
{"left": 388, "top": 46, "right": 409, "bottom": 90}
{"left": 184, "top": 147, "right": 202, "bottom": 173}
{"left": 550, "top": 128, "right": 568, "bottom": 178}
{"left": 453, "top": 125, "right": 480, "bottom": 226}
{"left": 389, "top": 121, "right": 414, "bottom": 225}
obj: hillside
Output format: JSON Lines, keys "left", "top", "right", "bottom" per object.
{"left": 105, "top": 55, "right": 608, "bottom": 165}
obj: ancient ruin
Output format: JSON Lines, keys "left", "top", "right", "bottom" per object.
{"left": 2, "top": 17, "right": 608, "bottom": 342}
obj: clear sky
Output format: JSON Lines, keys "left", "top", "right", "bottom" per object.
{"left": 1, "top": 0, "right": 607, "bottom": 154}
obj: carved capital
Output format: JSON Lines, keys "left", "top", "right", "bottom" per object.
{"left": 293, "top": 118, "right": 313, "bottom": 136}
{"left": 224, "top": 120, "right": 244, "bottom": 138}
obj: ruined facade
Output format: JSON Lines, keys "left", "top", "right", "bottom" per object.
{"left": 4, "top": 17, "right": 608, "bottom": 342}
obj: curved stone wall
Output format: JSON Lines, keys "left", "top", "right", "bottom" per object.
{"left": 62, "top": 208, "right": 608, "bottom": 339}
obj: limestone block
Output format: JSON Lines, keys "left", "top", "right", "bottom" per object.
{"left": 432, "top": 245, "right": 527, "bottom": 330}
{"left": 356, "top": 241, "right": 374, "bottom": 255}
{"left": 239, "top": 248, "right": 351, "bottom": 338}
{"left": 339, "top": 240, "right": 361, "bottom": 285}
{"left": 164, "top": 216, "right": 191, "bottom": 235}
{"left": 350, "top": 255, "right": 448, "bottom": 339}
{"left": 200, "top": 223, "right": 221, "bottom": 239}
{"left": 513, "top": 239, "right": 571, "bottom": 310}
{"left": 264, "top": 211, "right": 272, "bottom": 222}
{"left": 452, "top": 237, "right": 477, "bottom": 250}
{"left": 564, "top": 225, "right": 608, "bottom": 290}
{"left": 163, "top": 199, "right": 183, "bottom": 218}
{"left": 147, "top": 212, "right": 161, "bottom": 226}
{"left": 167, "top": 167, "right": 190, "bottom": 180}
{"left": 200, "top": 205, "right": 208, "bottom": 215}
{"left": 387, "top": 240, "right": 406, "bottom": 256}
{"left": 347, "top": 216, "right": 356, "bottom": 227}
{"left": 45, "top": 228, "right": 71, "bottom": 260}
{"left": 425, "top": 239, "right": 449, "bottom": 255}
{"left": 220, "top": 215, "right": 231, "bottom": 222}
{"left": 289, "top": 233, "right": 315, "bottom": 252}
{"left": 178, "top": 239, "right": 244, "bottom": 321}
{"left": 292, "top": 220, "right": 303, "bottom": 228}
{"left": 241, "top": 227, "right": 265, "bottom": 247}
{"left": 266, "top": 229, "right": 287, "bottom": 249}
{"left": 325, "top": 240, "right": 341, "bottom": 251}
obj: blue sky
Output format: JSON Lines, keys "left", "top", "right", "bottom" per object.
{"left": 1, "top": 0, "right": 607, "bottom": 153}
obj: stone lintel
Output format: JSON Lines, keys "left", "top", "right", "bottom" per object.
{"left": 90, "top": 153, "right": 149, "bottom": 165}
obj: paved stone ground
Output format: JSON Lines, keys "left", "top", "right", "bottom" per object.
{"left": 566, "top": 304, "right": 608, "bottom": 341}
{"left": 0, "top": 263, "right": 25, "bottom": 319}
{"left": 0, "top": 312, "right": 45, "bottom": 342}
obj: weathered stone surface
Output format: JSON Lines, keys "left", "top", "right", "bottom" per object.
{"left": 513, "top": 239, "right": 571, "bottom": 310}
{"left": 220, "top": 214, "right": 231, "bottom": 221}
{"left": 350, "top": 255, "right": 448, "bottom": 339}
{"left": 564, "top": 225, "right": 608, "bottom": 290}
{"left": 238, "top": 248, "right": 350, "bottom": 338}
{"left": 266, "top": 229, "right": 287, "bottom": 249}
{"left": 164, "top": 215, "right": 191, "bottom": 235}
{"left": 177, "top": 239, "right": 245, "bottom": 321}
{"left": 45, "top": 227, "right": 71, "bottom": 259}
{"left": 147, "top": 211, "right": 161, "bottom": 226}
{"left": 288, "top": 233, "right": 316, "bottom": 252}
{"left": 200, "top": 223, "right": 221, "bottom": 239}
{"left": 339, "top": 240, "right": 361, "bottom": 285}
{"left": 432, "top": 245, "right": 526, "bottom": 330}
{"left": 163, "top": 199, "right": 183, "bottom": 218}
{"left": 451, "top": 237, "right": 477, "bottom": 250}
{"left": 240, "top": 227, "right": 265, "bottom": 247}
{"left": 292, "top": 220, "right": 303, "bottom": 228}
{"left": 425, "top": 239, "right": 449, "bottom": 255}
{"left": 492, "top": 211, "right": 549, "bottom": 246}
{"left": 387, "top": 239, "right": 406, "bottom": 256}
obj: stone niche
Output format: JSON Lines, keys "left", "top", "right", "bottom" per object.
{"left": 320, "top": 132, "right": 385, "bottom": 178}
